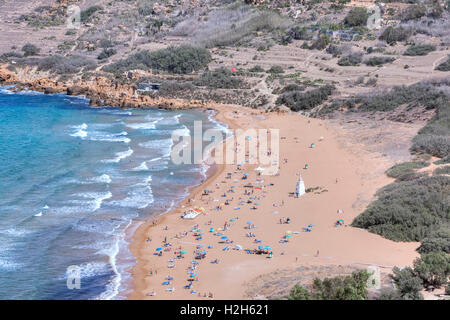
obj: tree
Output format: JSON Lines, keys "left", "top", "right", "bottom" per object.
{"left": 288, "top": 284, "right": 310, "bottom": 300}
{"left": 413, "top": 252, "right": 450, "bottom": 288}
{"left": 311, "top": 270, "right": 370, "bottom": 300}
{"left": 378, "top": 287, "right": 402, "bottom": 300}
{"left": 391, "top": 267, "right": 423, "bottom": 300}
{"left": 344, "top": 7, "right": 368, "bottom": 27}
{"left": 21, "top": 43, "right": 40, "bottom": 57}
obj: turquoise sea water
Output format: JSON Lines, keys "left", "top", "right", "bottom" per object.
{"left": 0, "top": 87, "right": 225, "bottom": 299}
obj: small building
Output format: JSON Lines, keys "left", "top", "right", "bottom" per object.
{"left": 136, "top": 82, "right": 160, "bottom": 94}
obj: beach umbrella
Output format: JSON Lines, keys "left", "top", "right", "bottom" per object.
{"left": 254, "top": 203, "right": 260, "bottom": 205}
{"left": 234, "top": 244, "right": 243, "bottom": 250}
{"left": 180, "top": 250, "right": 187, "bottom": 254}
{"left": 155, "top": 248, "right": 162, "bottom": 251}
{"left": 249, "top": 196, "right": 256, "bottom": 199}
{"left": 285, "top": 230, "right": 292, "bottom": 234}
{"left": 264, "top": 246, "right": 271, "bottom": 250}
{"left": 190, "top": 273, "right": 198, "bottom": 277}
{"left": 247, "top": 221, "right": 253, "bottom": 225}
{"left": 220, "top": 236, "right": 228, "bottom": 239}
{"left": 209, "top": 228, "right": 215, "bottom": 232}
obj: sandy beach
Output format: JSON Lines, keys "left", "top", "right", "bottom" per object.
{"left": 127, "top": 105, "right": 420, "bottom": 300}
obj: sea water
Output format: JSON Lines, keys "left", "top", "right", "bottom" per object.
{"left": 0, "top": 87, "right": 226, "bottom": 299}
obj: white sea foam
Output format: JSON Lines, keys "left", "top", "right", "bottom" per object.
{"left": 70, "top": 123, "right": 88, "bottom": 138}
{"left": 173, "top": 125, "right": 191, "bottom": 137}
{"left": 139, "top": 138, "right": 173, "bottom": 157}
{"left": 34, "top": 212, "right": 43, "bottom": 217}
{"left": 126, "top": 117, "right": 162, "bottom": 130}
{"left": 158, "top": 114, "right": 181, "bottom": 125}
{"left": 109, "top": 176, "right": 153, "bottom": 209}
{"left": 73, "top": 191, "right": 113, "bottom": 211}
{"left": 91, "top": 174, "right": 112, "bottom": 184}
{"left": 89, "top": 131, "right": 130, "bottom": 144}
{"left": 102, "top": 148, "right": 134, "bottom": 163}
{"left": 131, "top": 161, "right": 149, "bottom": 171}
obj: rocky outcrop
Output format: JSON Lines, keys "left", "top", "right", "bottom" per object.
{"left": 0, "top": 64, "right": 221, "bottom": 112}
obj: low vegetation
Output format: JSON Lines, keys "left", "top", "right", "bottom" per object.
{"left": 352, "top": 175, "right": 450, "bottom": 242}
{"left": 403, "top": 44, "right": 436, "bottom": 56}
{"left": 385, "top": 161, "right": 429, "bottom": 181}
{"left": 435, "top": 56, "right": 450, "bottom": 71}
{"left": 363, "top": 56, "right": 395, "bottom": 66}
{"left": 343, "top": 7, "right": 368, "bottom": 27}
{"left": 103, "top": 45, "right": 211, "bottom": 75}
{"left": 36, "top": 55, "right": 97, "bottom": 74}
{"left": 337, "top": 52, "right": 363, "bottom": 66}
{"left": 21, "top": 43, "right": 40, "bottom": 57}
{"left": 379, "top": 26, "right": 411, "bottom": 44}
{"left": 80, "top": 5, "right": 103, "bottom": 23}
{"left": 287, "top": 270, "right": 371, "bottom": 300}
{"left": 194, "top": 67, "right": 243, "bottom": 89}
{"left": 276, "top": 84, "right": 335, "bottom": 112}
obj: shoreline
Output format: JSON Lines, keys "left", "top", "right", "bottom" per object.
{"left": 0, "top": 81, "right": 421, "bottom": 300}
{"left": 128, "top": 105, "right": 241, "bottom": 299}
{"left": 126, "top": 105, "right": 420, "bottom": 300}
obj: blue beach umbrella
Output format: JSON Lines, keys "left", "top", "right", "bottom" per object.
{"left": 155, "top": 248, "right": 162, "bottom": 251}
{"left": 221, "top": 236, "right": 228, "bottom": 239}
{"left": 247, "top": 221, "right": 253, "bottom": 225}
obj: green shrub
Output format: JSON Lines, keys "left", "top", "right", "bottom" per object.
{"left": 80, "top": 5, "right": 103, "bottom": 23}
{"left": 287, "top": 284, "right": 310, "bottom": 300}
{"left": 276, "top": 84, "right": 335, "bottom": 111}
{"left": 249, "top": 65, "right": 264, "bottom": 72}
{"left": 364, "top": 56, "right": 395, "bottom": 66}
{"left": 413, "top": 252, "right": 450, "bottom": 288}
{"left": 37, "top": 55, "right": 97, "bottom": 74}
{"left": 390, "top": 267, "right": 424, "bottom": 300}
{"left": 103, "top": 45, "right": 211, "bottom": 75}
{"left": 267, "top": 65, "right": 284, "bottom": 74}
{"left": 434, "top": 156, "right": 450, "bottom": 165}
{"left": 194, "top": 67, "right": 242, "bottom": 89}
{"left": 402, "top": 4, "right": 427, "bottom": 21}
{"left": 282, "top": 26, "right": 313, "bottom": 44}
{"left": 337, "top": 52, "right": 363, "bottom": 66}
{"left": 435, "top": 56, "right": 450, "bottom": 71}
{"left": 138, "top": 0, "right": 156, "bottom": 16}
{"left": 344, "top": 7, "right": 368, "bottom": 27}
{"left": 386, "top": 161, "right": 429, "bottom": 180}
{"left": 434, "top": 166, "right": 450, "bottom": 175}
{"left": 1, "top": 51, "right": 22, "bottom": 58}
{"left": 308, "top": 34, "right": 331, "bottom": 50}
{"left": 404, "top": 44, "right": 436, "bottom": 56}
{"left": 351, "top": 175, "right": 450, "bottom": 242}
{"left": 418, "top": 227, "right": 450, "bottom": 254}
{"left": 98, "top": 48, "right": 117, "bottom": 60}
{"left": 311, "top": 270, "right": 371, "bottom": 300}
{"left": 22, "top": 43, "right": 40, "bottom": 57}
{"left": 378, "top": 287, "right": 402, "bottom": 300}
{"left": 379, "top": 26, "right": 411, "bottom": 44}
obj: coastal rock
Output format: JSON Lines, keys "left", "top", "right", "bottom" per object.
{"left": 67, "top": 86, "right": 88, "bottom": 96}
